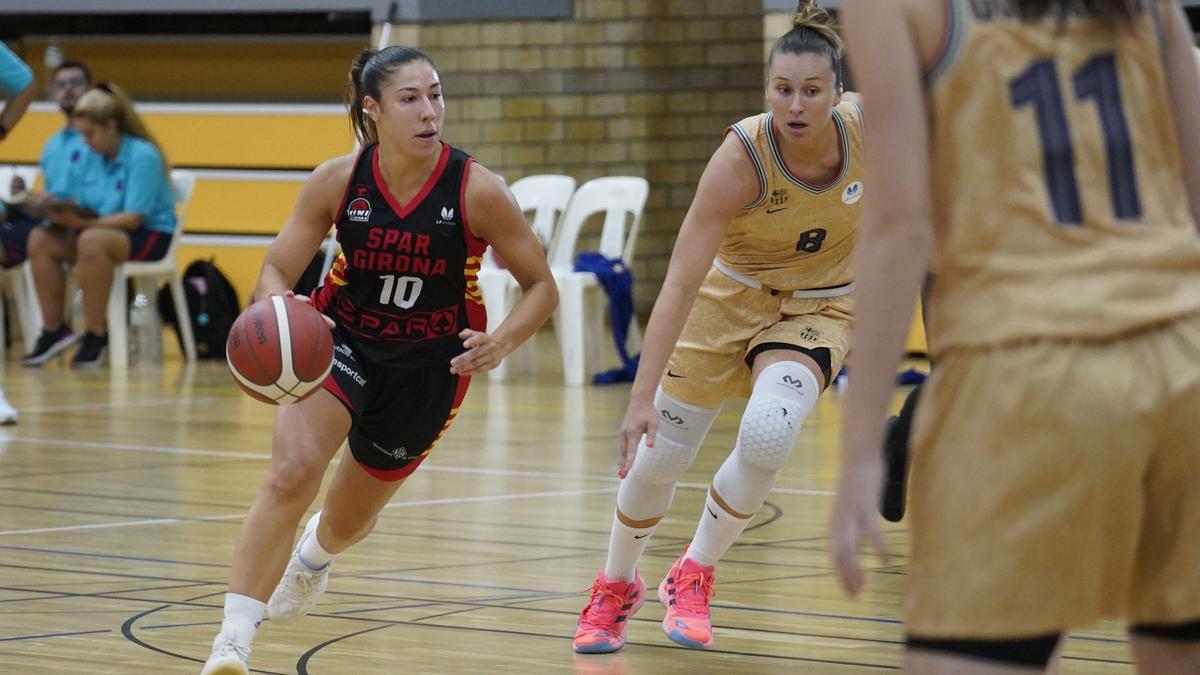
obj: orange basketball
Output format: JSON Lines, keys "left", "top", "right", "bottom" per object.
{"left": 226, "top": 295, "right": 334, "bottom": 405}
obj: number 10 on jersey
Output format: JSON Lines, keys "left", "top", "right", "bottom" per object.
{"left": 379, "top": 274, "right": 423, "bottom": 309}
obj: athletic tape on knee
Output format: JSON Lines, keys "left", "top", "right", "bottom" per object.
{"left": 627, "top": 388, "right": 719, "bottom": 486}
{"left": 736, "top": 361, "right": 819, "bottom": 471}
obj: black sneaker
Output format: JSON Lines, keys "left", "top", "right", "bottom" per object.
{"left": 70, "top": 332, "right": 108, "bottom": 369}
{"left": 880, "top": 382, "right": 922, "bottom": 523}
{"left": 22, "top": 325, "right": 81, "bottom": 367}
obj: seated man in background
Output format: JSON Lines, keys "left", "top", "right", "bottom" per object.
{"left": 23, "top": 83, "right": 176, "bottom": 369}
{"left": 2, "top": 60, "right": 91, "bottom": 269}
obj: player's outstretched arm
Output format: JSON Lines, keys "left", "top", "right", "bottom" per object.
{"left": 831, "top": 0, "right": 936, "bottom": 596}
{"left": 616, "top": 133, "right": 755, "bottom": 476}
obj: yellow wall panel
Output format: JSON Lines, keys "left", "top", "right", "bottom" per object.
{"left": 0, "top": 108, "right": 353, "bottom": 169}
{"left": 184, "top": 178, "right": 305, "bottom": 235}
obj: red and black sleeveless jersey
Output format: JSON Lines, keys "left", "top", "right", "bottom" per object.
{"left": 312, "top": 142, "right": 488, "bottom": 367}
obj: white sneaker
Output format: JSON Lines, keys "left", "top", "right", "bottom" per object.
{"left": 200, "top": 629, "right": 250, "bottom": 675}
{"left": 266, "top": 512, "right": 330, "bottom": 621}
{"left": 0, "top": 391, "right": 16, "bottom": 425}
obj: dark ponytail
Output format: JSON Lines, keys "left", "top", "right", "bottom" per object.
{"left": 768, "top": 0, "right": 844, "bottom": 85}
{"left": 345, "top": 45, "right": 437, "bottom": 146}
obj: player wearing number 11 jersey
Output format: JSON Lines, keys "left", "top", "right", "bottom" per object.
{"left": 834, "top": 0, "right": 1200, "bottom": 671}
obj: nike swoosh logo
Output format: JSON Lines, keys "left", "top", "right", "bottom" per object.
{"left": 633, "top": 533, "right": 650, "bottom": 539}
{"left": 766, "top": 207, "right": 788, "bottom": 214}
{"left": 666, "top": 370, "right": 685, "bottom": 378}
{"left": 707, "top": 507, "right": 718, "bottom": 519}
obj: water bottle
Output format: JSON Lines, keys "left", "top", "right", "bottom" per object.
{"left": 129, "top": 293, "right": 161, "bottom": 363}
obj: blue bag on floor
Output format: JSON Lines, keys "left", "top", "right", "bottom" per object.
{"left": 573, "top": 252, "right": 640, "bottom": 384}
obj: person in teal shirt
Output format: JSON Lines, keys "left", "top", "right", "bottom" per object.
{"left": 23, "top": 82, "right": 177, "bottom": 369}
{"left": 3, "top": 60, "right": 92, "bottom": 268}
{"left": 0, "top": 42, "right": 35, "bottom": 426}
{"left": 0, "top": 42, "right": 35, "bottom": 144}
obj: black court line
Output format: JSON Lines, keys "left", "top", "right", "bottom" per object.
{"left": 0, "top": 485, "right": 248, "bottom": 511}
{"left": 337, "top": 619, "right": 898, "bottom": 671}
{"left": 0, "top": 628, "right": 111, "bottom": 643}
{"left": 0, "top": 582, "right": 219, "bottom": 615}
{"left": 0, "top": 561, "right": 216, "bottom": 586}
{"left": 372, "top": 510, "right": 617, "bottom": 538}
{"left": 367, "top": 526, "right": 606, "bottom": 553}
{"left": 745, "top": 500, "right": 784, "bottom": 531}
{"left": 0, "top": 544, "right": 230, "bottom": 570}
{"left": 295, "top": 622, "right": 395, "bottom": 675}
{"left": 120, "top": 605, "right": 290, "bottom": 675}
{"left": 0, "top": 502, "right": 232, "bottom": 530}
{"left": 0, "top": 457, "right": 257, "bottom": 482}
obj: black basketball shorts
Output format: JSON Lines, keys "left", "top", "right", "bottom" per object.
{"left": 320, "top": 329, "right": 470, "bottom": 481}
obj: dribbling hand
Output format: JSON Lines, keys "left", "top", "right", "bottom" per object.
{"left": 617, "top": 397, "right": 657, "bottom": 479}
{"left": 278, "top": 290, "right": 335, "bottom": 329}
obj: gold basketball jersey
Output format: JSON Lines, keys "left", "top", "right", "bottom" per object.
{"left": 721, "top": 102, "right": 865, "bottom": 291}
{"left": 924, "top": 0, "right": 1200, "bottom": 353}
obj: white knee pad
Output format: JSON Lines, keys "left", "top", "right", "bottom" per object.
{"left": 627, "top": 388, "right": 720, "bottom": 486}
{"left": 736, "top": 361, "right": 819, "bottom": 471}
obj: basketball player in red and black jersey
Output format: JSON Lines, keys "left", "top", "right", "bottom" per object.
{"left": 201, "top": 46, "right": 557, "bottom": 675}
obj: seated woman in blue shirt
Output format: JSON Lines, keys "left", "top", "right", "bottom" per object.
{"left": 23, "top": 83, "right": 177, "bottom": 369}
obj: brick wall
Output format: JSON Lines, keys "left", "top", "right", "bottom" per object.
{"left": 381, "top": 0, "right": 765, "bottom": 311}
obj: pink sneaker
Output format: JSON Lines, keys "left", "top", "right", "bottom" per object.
{"left": 658, "top": 553, "right": 715, "bottom": 649}
{"left": 573, "top": 571, "right": 646, "bottom": 654}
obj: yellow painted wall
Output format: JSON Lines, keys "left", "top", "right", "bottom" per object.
{"left": 0, "top": 108, "right": 353, "bottom": 169}
{"left": 185, "top": 179, "right": 304, "bottom": 234}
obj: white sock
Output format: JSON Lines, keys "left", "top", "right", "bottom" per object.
{"left": 603, "top": 511, "right": 657, "bottom": 581}
{"left": 220, "top": 592, "right": 265, "bottom": 644}
{"left": 603, "top": 474, "right": 676, "bottom": 581}
{"left": 298, "top": 521, "right": 335, "bottom": 571}
{"left": 685, "top": 489, "right": 755, "bottom": 568}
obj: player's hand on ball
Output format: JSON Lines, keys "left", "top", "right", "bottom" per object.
{"left": 278, "top": 290, "right": 335, "bottom": 329}
{"left": 450, "top": 329, "right": 508, "bottom": 376}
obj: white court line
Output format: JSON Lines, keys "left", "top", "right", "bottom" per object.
{"left": 0, "top": 436, "right": 833, "bottom": 497}
{"left": 0, "top": 487, "right": 619, "bottom": 537}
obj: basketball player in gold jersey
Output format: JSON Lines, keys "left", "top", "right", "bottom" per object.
{"left": 574, "top": 1, "right": 865, "bottom": 653}
{"left": 834, "top": 0, "right": 1200, "bottom": 672}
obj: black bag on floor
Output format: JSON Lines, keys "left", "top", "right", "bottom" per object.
{"left": 158, "top": 259, "right": 241, "bottom": 359}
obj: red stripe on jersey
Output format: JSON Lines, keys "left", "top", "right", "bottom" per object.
{"left": 335, "top": 145, "right": 367, "bottom": 220}
{"left": 459, "top": 158, "right": 488, "bottom": 331}
{"left": 372, "top": 142, "right": 451, "bottom": 219}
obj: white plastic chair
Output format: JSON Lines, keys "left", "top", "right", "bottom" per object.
{"left": 547, "top": 176, "right": 649, "bottom": 385}
{"left": 106, "top": 170, "right": 198, "bottom": 367}
{"left": 0, "top": 166, "right": 43, "bottom": 357}
{"left": 478, "top": 174, "right": 576, "bottom": 382}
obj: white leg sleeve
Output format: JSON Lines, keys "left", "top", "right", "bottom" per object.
{"left": 714, "top": 361, "right": 820, "bottom": 515}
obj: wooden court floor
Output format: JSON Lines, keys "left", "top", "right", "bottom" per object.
{"left": 0, "top": 339, "right": 1135, "bottom": 674}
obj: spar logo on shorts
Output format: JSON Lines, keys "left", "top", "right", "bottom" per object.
{"left": 347, "top": 197, "right": 372, "bottom": 222}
